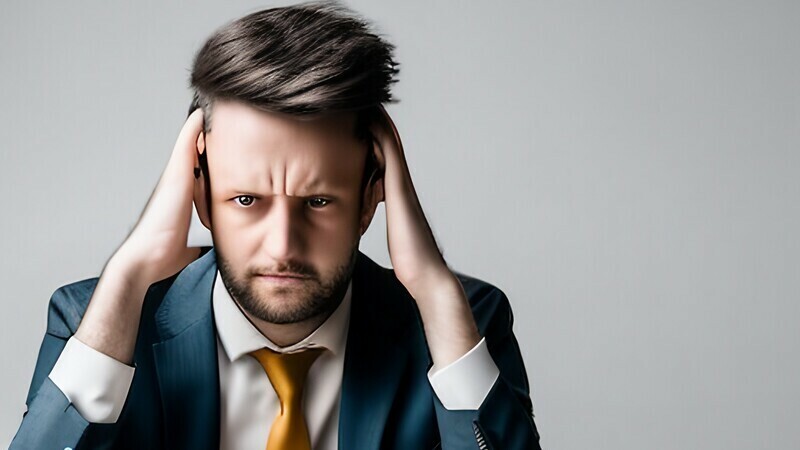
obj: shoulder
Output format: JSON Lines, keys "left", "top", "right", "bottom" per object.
{"left": 372, "top": 259, "right": 515, "bottom": 339}
{"left": 358, "top": 251, "right": 513, "bottom": 319}
{"left": 452, "top": 270, "right": 511, "bottom": 309}
{"left": 44, "top": 277, "right": 99, "bottom": 338}
{"left": 44, "top": 274, "right": 179, "bottom": 339}
{"left": 451, "top": 270, "right": 516, "bottom": 337}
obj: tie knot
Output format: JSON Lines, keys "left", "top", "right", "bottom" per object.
{"left": 248, "top": 347, "right": 326, "bottom": 404}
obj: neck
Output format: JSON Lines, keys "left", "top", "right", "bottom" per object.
{"left": 243, "top": 309, "right": 332, "bottom": 348}
{"left": 234, "top": 287, "right": 348, "bottom": 348}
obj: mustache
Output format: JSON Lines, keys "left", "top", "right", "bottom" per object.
{"left": 250, "top": 263, "right": 315, "bottom": 278}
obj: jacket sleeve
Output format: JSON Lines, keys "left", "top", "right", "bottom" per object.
{"left": 431, "top": 284, "right": 543, "bottom": 450}
{"left": 9, "top": 283, "right": 127, "bottom": 450}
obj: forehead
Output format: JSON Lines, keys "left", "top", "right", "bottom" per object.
{"left": 205, "top": 100, "right": 364, "bottom": 193}
{"left": 208, "top": 99, "right": 359, "bottom": 153}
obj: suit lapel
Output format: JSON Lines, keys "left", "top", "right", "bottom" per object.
{"left": 152, "top": 248, "right": 221, "bottom": 450}
{"left": 338, "top": 251, "right": 417, "bottom": 449}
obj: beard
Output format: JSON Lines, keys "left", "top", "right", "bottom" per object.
{"left": 215, "top": 242, "right": 359, "bottom": 325}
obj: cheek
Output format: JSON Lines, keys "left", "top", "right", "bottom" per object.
{"left": 209, "top": 213, "right": 262, "bottom": 259}
{"left": 309, "top": 216, "right": 359, "bottom": 253}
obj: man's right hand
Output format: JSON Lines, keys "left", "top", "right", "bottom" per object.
{"left": 111, "top": 108, "right": 207, "bottom": 287}
{"left": 73, "top": 109, "right": 207, "bottom": 365}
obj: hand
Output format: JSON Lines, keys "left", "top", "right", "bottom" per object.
{"left": 369, "top": 105, "right": 451, "bottom": 293}
{"left": 111, "top": 108, "right": 206, "bottom": 286}
{"left": 369, "top": 105, "right": 481, "bottom": 367}
{"left": 73, "top": 109, "right": 206, "bottom": 364}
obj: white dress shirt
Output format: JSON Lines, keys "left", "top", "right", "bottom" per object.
{"left": 214, "top": 270, "right": 349, "bottom": 450}
{"left": 48, "top": 269, "right": 500, "bottom": 449}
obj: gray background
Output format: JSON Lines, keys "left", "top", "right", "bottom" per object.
{"left": 2, "top": 1, "right": 798, "bottom": 448}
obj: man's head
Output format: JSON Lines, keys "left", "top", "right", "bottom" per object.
{"left": 186, "top": 1, "right": 398, "bottom": 325}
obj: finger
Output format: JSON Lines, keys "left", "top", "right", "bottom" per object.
{"left": 370, "top": 112, "right": 407, "bottom": 178}
{"left": 138, "top": 109, "right": 204, "bottom": 228}
{"left": 151, "top": 109, "right": 205, "bottom": 203}
{"left": 376, "top": 104, "right": 404, "bottom": 155}
{"left": 161, "top": 109, "right": 205, "bottom": 185}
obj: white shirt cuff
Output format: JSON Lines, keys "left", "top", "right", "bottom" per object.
{"left": 427, "top": 336, "right": 500, "bottom": 410}
{"left": 47, "top": 335, "right": 136, "bottom": 423}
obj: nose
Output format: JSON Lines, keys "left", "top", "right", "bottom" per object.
{"left": 261, "top": 196, "right": 305, "bottom": 262}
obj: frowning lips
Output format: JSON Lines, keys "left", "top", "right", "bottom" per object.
{"left": 256, "top": 273, "right": 310, "bottom": 279}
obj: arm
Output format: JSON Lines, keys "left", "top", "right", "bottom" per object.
{"left": 11, "top": 108, "right": 206, "bottom": 449}
{"left": 11, "top": 258, "right": 147, "bottom": 450}
{"left": 430, "top": 285, "right": 542, "bottom": 450}
{"left": 366, "top": 104, "right": 541, "bottom": 449}
{"left": 9, "top": 280, "right": 140, "bottom": 450}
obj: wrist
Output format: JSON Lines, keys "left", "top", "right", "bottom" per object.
{"left": 106, "top": 250, "right": 155, "bottom": 291}
{"left": 412, "top": 275, "right": 482, "bottom": 368}
{"left": 74, "top": 258, "right": 151, "bottom": 365}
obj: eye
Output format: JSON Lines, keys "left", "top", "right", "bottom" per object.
{"left": 233, "top": 195, "right": 255, "bottom": 207}
{"left": 307, "top": 197, "right": 331, "bottom": 209}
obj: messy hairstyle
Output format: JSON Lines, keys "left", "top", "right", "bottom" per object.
{"left": 187, "top": 0, "right": 400, "bottom": 208}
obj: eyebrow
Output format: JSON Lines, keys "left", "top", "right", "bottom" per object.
{"left": 227, "top": 177, "right": 343, "bottom": 196}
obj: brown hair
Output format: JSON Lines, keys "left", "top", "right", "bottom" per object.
{"left": 188, "top": 0, "right": 399, "bottom": 209}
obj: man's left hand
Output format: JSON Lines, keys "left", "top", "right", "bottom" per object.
{"left": 369, "top": 105, "right": 481, "bottom": 368}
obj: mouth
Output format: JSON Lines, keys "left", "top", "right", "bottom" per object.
{"left": 256, "top": 274, "right": 310, "bottom": 283}
{"left": 257, "top": 272, "right": 309, "bottom": 278}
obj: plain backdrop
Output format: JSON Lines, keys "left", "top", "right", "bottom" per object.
{"left": 2, "top": 1, "right": 798, "bottom": 448}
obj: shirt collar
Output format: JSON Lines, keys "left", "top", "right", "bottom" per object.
{"left": 212, "top": 269, "right": 352, "bottom": 362}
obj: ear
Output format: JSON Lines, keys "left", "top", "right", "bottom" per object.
{"left": 358, "top": 131, "right": 385, "bottom": 236}
{"left": 193, "top": 131, "right": 212, "bottom": 230}
{"left": 358, "top": 170, "right": 384, "bottom": 236}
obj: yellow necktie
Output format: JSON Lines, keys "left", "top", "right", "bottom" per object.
{"left": 248, "top": 346, "right": 325, "bottom": 450}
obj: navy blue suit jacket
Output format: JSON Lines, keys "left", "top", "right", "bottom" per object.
{"left": 11, "top": 248, "right": 541, "bottom": 449}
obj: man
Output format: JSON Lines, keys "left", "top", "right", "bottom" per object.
{"left": 11, "top": 2, "right": 542, "bottom": 449}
